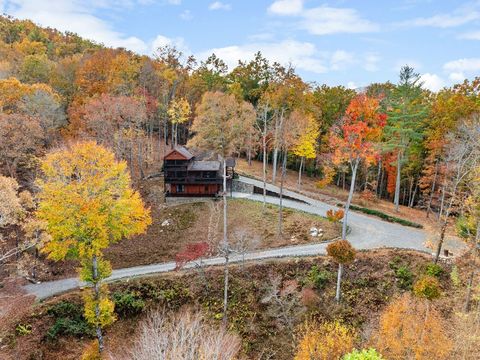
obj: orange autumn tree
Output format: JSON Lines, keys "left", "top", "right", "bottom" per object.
{"left": 36, "top": 141, "right": 151, "bottom": 354}
{"left": 374, "top": 293, "right": 452, "bottom": 360}
{"left": 329, "top": 94, "right": 387, "bottom": 240}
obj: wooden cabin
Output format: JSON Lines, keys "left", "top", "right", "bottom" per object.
{"left": 163, "top": 146, "right": 235, "bottom": 197}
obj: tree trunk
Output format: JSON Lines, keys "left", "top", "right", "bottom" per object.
{"left": 376, "top": 159, "right": 382, "bottom": 197}
{"left": 394, "top": 152, "right": 402, "bottom": 212}
{"left": 262, "top": 131, "right": 267, "bottom": 210}
{"left": 342, "top": 159, "right": 359, "bottom": 240}
{"left": 278, "top": 151, "right": 287, "bottom": 237}
{"left": 409, "top": 183, "right": 418, "bottom": 208}
{"left": 222, "top": 158, "right": 229, "bottom": 326}
{"left": 297, "top": 157, "right": 304, "bottom": 188}
{"left": 426, "top": 159, "right": 439, "bottom": 218}
{"left": 464, "top": 269, "right": 475, "bottom": 312}
{"left": 335, "top": 263, "right": 343, "bottom": 302}
{"left": 434, "top": 222, "right": 447, "bottom": 263}
{"left": 92, "top": 255, "right": 104, "bottom": 352}
{"left": 272, "top": 147, "right": 278, "bottom": 183}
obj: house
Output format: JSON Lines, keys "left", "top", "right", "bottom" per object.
{"left": 163, "top": 146, "right": 235, "bottom": 197}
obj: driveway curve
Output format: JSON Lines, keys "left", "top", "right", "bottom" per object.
{"left": 23, "top": 177, "right": 465, "bottom": 300}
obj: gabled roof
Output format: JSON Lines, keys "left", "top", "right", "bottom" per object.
{"left": 164, "top": 146, "right": 194, "bottom": 160}
{"left": 188, "top": 160, "right": 221, "bottom": 171}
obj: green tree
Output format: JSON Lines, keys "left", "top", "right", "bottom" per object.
{"left": 36, "top": 141, "right": 151, "bottom": 353}
{"left": 384, "top": 66, "right": 428, "bottom": 211}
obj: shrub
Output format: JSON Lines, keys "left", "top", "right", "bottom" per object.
{"left": 15, "top": 323, "right": 32, "bottom": 336}
{"left": 394, "top": 265, "right": 414, "bottom": 290}
{"left": 425, "top": 263, "right": 444, "bottom": 278}
{"left": 343, "top": 348, "right": 384, "bottom": 360}
{"left": 304, "top": 265, "right": 332, "bottom": 289}
{"left": 413, "top": 275, "right": 441, "bottom": 300}
{"left": 347, "top": 205, "right": 423, "bottom": 228}
{"left": 81, "top": 340, "right": 101, "bottom": 360}
{"left": 327, "top": 240, "right": 356, "bottom": 264}
{"left": 113, "top": 291, "right": 145, "bottom": 318}
{"left": 326, "top": 209, "right": 344, "bottom": 223}
{"left": 45, "top": 301, "right": 94, "bottom": 341}
{"left": 450, "top": 266, "right": 461, "bottom": 287}
{"left": 294, "top": 321, "right": 355, "bottom": 360}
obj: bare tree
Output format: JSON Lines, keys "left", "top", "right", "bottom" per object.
{"left": 434, "top": 115, "right": 480, "bottom": 263}
{"left": 261, "top": 275, "right": 305, "bottom": 333}
{"left": 120, "top": 309, "right": 241, "bottom": 360}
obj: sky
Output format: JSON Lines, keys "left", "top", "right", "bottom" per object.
{"left": 1, "top": 0, "right": 479, "bottom": 91}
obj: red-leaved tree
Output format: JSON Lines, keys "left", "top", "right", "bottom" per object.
{"left": 329, "top": 94, "right": 387, "bottom": 239}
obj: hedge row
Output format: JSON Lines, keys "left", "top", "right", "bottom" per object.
{"left": 337, "top": 204, "right": 423, "bottom": 229}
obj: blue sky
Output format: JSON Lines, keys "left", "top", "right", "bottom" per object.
{"left": 1, "top": 0, "right": 480, "bottom": 90}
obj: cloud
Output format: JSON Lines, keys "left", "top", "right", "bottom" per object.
{"left": 209, "top": 1, "right": 231, "bottom": 11}
{"left": 420, "top": 73, "right": 445, "bottom": 92}
{"left": 300, "top": 6, "right": 379, "bottom": 35}
{"left": 442, "top": 58, "right": 480, "bottom": 84}
{"left": 180, "top": 9, "right": 193, "bottom": 20}
{"left": 347, "top": 81, "right": 357, "bottom": 90}
{"left": 459, "top": 30, "right": 480, "bottom": 40}
{"left": 399, "top": 2, "right": 480, "bottom": 28}
{"left": 2, "top": 0, "right": 149, "bottom": 52}
{"left": 268, "top": 1, "right": 378, "bottom": 35}
{"left": 198, "top": 39, "right": 371, "bottom": 75}
{"left": 268, "top": 0, "right": 303, "bottom": 16}
{"left": 443, "top": 58, "right": 480, "bottom": 72}
{"left": 151, "top": 34, "right": 189, "bottom": 54}
{"left": 199, "top": 39, "right": 330, "bottom": 73}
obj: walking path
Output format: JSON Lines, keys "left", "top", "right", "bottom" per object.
{"left": 23, "top": 176, "right": 466, "bottom": 300}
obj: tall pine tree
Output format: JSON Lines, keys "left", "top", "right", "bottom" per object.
{"left": 384, "top": 66, "right": 428, "bottom": 211}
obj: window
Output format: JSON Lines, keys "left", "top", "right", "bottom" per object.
{"left": 176, "top": 185, "right": 185, "bottom": 193}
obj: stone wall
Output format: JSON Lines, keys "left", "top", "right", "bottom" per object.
{"left": 232, "top": 179, "right": 254, "bottom": 194}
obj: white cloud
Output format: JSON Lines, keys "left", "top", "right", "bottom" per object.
{"left": 300, "top": 6, "right": 379, "bottom": 35}
{"left": 2, "top": 0, "right": 149, "bottom": 52}
{"left": 459, "top": 30, "right": 480, "bottom": 40}
{"left": 449, "top": 72, "right": 465, "bottom": 82}
{"left": 180, "top": 9, "right": 193, "bottom": 20}
{"left": 151, "top": 34, "right": 189, "bottom": 54}
{"left": 399, "top": 2, "right": 480, "bottom": 28}
{"left": 444, "top": 58, "right": 480, "bottom": 72}
{"left": 199, "top": 40, "right": 329, "bottom": 74}
{"left": 198, "top": 39, "right": 368, "bottom": 75}
{"left": 347, "top": 81, "right": 357, "bottom": 89}
{"left": 268, "top": 0, "right": 303, "bottom": 16}
{"left": 166, "top": 0, "right": 181, "bottom": 4}
{"left": 268, "top": 1, "right": 378, "bottom": 35}
{"left": 209, "top": 1, "right": 231, "bottom": 11}
{"left": 420, "top": 73, "right": 445, "bottom": 92}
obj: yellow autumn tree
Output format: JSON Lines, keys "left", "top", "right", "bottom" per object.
{"left": 36, "top": 141, "right": 151, "bottom": 353}
{"left": 374, "top": 293, "right": 452, "bottom": 360}
{"left": 294, "top": 321, "right": 356, "bottom": 360}
{"left": 292, "top": 113, "right": 319, "bottom": 187}
{"left": 167, "top": 97, "right": 191, "bottom": 146}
